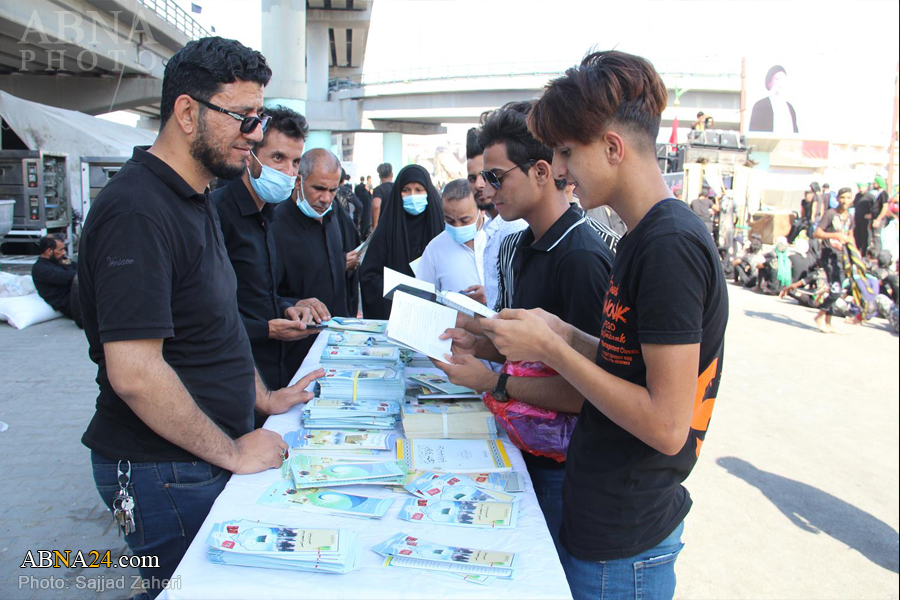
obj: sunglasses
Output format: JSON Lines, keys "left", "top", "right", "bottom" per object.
{"left": 190, "top": 96, "right": 271, "bottom": 134}
{"left": 480, "top": 160, "right": 536, "bottom": 190}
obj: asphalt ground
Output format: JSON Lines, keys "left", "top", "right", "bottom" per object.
{"left": 1, "top": 281, "right": 897, "bottom": 599}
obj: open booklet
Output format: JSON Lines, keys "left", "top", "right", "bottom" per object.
{"left": 382, "top": 267, "right": 496, "bottom": 319}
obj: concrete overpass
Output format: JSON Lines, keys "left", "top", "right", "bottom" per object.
{"left": 334, "top": 59, "right": 743, "bottom": 134}
{"left": 0, "top": 0, "right": 209, "bottom": 123}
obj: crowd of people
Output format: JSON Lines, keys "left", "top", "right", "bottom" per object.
{"left": 726, "top": 179, "right": 899, "bottom": 333}
{"left": 71, "top": 37, "right": 731, "bottom": 600}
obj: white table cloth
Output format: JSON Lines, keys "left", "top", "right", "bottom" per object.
{"left": 161, "top": 332, "right": 572, "bottom": 599}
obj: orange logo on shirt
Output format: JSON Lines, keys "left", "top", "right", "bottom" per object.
{"left": 604, "top": 298, "right": 631, "bottom": 324}
{"left": 690, "top": 357, "right": 719, "bottom": 457}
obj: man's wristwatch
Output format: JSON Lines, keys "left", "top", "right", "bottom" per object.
{"left": 492, "top": 373, "right": 511, "bottom": 403}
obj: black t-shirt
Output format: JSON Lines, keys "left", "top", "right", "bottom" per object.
{"left": 690, "top": 198, "right": 714, "bottom": 222}
{"left": 79, "top": 147, "right": 256, "bottom": 462}
{"left": 800, "top": 197, "right": 815, "bottom": 220}
{"left": 212, "top": 179, "right": 294, "bottom": 390}
{"left": 561, "top": 199, "right": 728, "bottom": 561}
{"left": 510, "top": 204, "right": 615, "bottom": 469}
{"left": 372, "top": 181, "right": 393, "bottom": 208}
{"left": 31, "top": 257, "right": 76, "bottom": 312}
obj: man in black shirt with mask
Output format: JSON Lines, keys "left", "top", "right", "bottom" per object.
{"left": 273, "top": 148, "right": 361, "bottom": 377}
{"left": 31, "top": 235, "right": 81, "bottom": 327}
{"left": 212, "top": 105, "right": 323, "bottom": 400}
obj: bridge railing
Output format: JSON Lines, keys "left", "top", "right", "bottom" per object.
{"left": 138, "top": 0, "right": 211, "bottom": 40}
{"left": 330, "top": 58, "right": 741, "bottom": 91}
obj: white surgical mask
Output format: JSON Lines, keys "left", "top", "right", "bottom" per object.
{"left": 402, "top": 193, "right": 428, "bottom": 215}
{"left": 248, "top": 152, "right": 296, "bottom": 204}
{"left": 296, "top": 183, "right": 332, "bottom": 219}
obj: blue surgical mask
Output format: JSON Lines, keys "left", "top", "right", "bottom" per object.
{"left": 402, "top": 193, "right": 428, "bottom": 215}
{"left": 445, "top": 222, "right": 478, "bottom": 244}
{"left": 248, "top": 152, "right": 296, "bottom": 204}
{"left": 296, "top": 183, "right": 333, "bottom": 219}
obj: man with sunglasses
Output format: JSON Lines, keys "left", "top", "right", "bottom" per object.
{"left": 434, "top": 101, "right": 615, "bottom": 557}
{"left": 466, "top": 126, "right": 527, "bottom": 311}
{"left": 77, "top": 38, "right": 314, "bottom": 597}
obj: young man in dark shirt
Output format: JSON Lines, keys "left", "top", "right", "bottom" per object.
{"left": 212, "top": 105, "right": 322, "bottom": 399}
{"left": 434, "top": 101, "right": 614, "bottom": 557}
{"left": 31, "top": 235, "right": 81, "bottom": 327}
{"left": 355, "top": 175, "right": 373, "bottom": 237}
{"left": 481, "top": 51, "right": 729, "bottom": 600}
{"left": 77, "top": 38, "right": 316, "bottom": 597}
{"left": 371, "top": 162, "right": 393, "bottom": 230}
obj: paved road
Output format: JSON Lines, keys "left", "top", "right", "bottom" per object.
{"left": 1, "top": 282, "right": 897, "bottom": 599}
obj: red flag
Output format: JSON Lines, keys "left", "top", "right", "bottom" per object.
{"left": 669, "top": 116, "right": 679, "bottom": 146}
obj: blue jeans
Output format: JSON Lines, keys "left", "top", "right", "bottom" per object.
{"left": 561, "top": 520, "right": 685, "bottom": 600}
{"left": 91, "top": 451, "right": 230, "bottom": 599}
{"left": 526, "top": 461, "right": 566, "bottom": 558}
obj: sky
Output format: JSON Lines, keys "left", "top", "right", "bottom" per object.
{"left": 106, "top": 0, "right": 899, "bottom": 142}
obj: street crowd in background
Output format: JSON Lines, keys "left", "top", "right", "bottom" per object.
{"left": 28, "top": 31, "right": 893, "bottom": 600}
{"left": 724, "top": 178, "right": 899, "bottom": 333}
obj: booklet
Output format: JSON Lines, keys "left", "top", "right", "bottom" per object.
{"left": 404, "top": 472, "right": 516, "bottom": 503}
{"left": 284, "top": 428, "right": 398, "bottom": 452}
{"left": 258, "top": 480, "right": 394, "bottom": 519}
{"left": 372, "top": 532, "right": 517, "bottom": 578}
{"left": 326, "top": 331, "right": 390, "bottom": 347}
{"left": 383, "top": 267, "right": 496, "bottom": 319}
{"left": 322, "top": 317, "right": 388, "bottom": 334}
{"left": 206, "top": 520, "right": 361, "bottom": 574}
{"left": 386, "top": 291, "right": 455, "bottom": 363}
{"left": 320, "top": 345, "right": 401, "bottom": 364}
{"left": 396, "top": 439, "right": 512, "bottom": 473}
{"left": 407, "top": 371, "right": 481, "bottom": 399}
{"left": 398, "top": 498, "right": 518, "bottom": 529}
{"left": 288, "top": 454, "right": 406, "bottom": 488}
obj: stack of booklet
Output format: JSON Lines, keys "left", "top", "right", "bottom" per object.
{"left": 300, "top": 398, "right": 400, "bottom": 430}
{"left": 401, "top": 400, "right": 498, "bottom": 440}
{"left": 404, "top": 471, "right": 519, "bottom": 503}
{"left": 406, "top": 371, "right": 481, "bottom": 400}
{"left": 285, "top": 454, "right": 406, "bottom": 489}
{"left": 373, "top": 532, "right": 517, "bottom": 583}
{"left": 284, "top": 428, "right": 398, "bottom": 452}
{"left": 206, "top": 519, "right": 362, "bottom": 574}
{"left": 319, "top": 344, "right": 401, "bottom": 366}
{"left": 397, "top": 497, "right": 519, "bottom": 529}
{"left": 315, "top": 366, "right": 407, "bottom": 402}
{"left": 257, "top": 481, "right": 394, "bottom": 519}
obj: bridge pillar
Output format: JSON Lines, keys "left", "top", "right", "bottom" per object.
{"left": 383, "top": 133, "right": 403, "bottom": 171}
{"left": 261, "top": 0, "right": 308, "bottom": 115}
{"left": 303, "top": 21, "right": 334, "bottom": 154}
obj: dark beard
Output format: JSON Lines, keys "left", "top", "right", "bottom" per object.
{"left": 189, "top": 113, "right": 245, "bottom": 180}
{"left": 476, "top": 200, "right": 495, "bottom": 212}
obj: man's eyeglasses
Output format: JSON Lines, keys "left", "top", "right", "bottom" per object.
{"left": 190, "top": 97, "right": 270, "bottom": 134}
{"left": 480, "top": 160, "right": 536, "bottom": 190}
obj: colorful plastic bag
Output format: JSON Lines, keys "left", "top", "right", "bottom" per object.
{"left": 483, "top": 361, "right": 577, "bottom": 463}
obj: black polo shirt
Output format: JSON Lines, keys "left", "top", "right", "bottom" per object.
{"left": 272, "top": 198, "right": 359, "bottom": 378}
{"left": 510, "top": 203, "right": 615, "bottom": 469}
{"left": 79, "top": 146, "right": 256, "bottom": 462}
{"left": 212, "top": 178, "right": 295, "bottom": 390}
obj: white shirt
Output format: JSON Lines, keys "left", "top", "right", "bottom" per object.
{"left": 482, "top": 215, "right": 529, "bottom": 310}
{"left": 416, "top": 228, "right": 487, "bottom": 293}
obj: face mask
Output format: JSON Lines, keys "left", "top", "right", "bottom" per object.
{"left": 445, "top": 222, "right": 478, "bottom": 244}
{"left": 402, "top": 193, "right": 428, "bottom": 215}
{"left": 296, "top": 184, "right": 332, "bottom": 219}
{"left": 248, "top": 152, "right": 296, "bottom": 204}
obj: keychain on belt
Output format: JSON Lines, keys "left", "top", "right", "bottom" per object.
{"left": 112, "top": 460, "right": 136, "bottom": 536}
